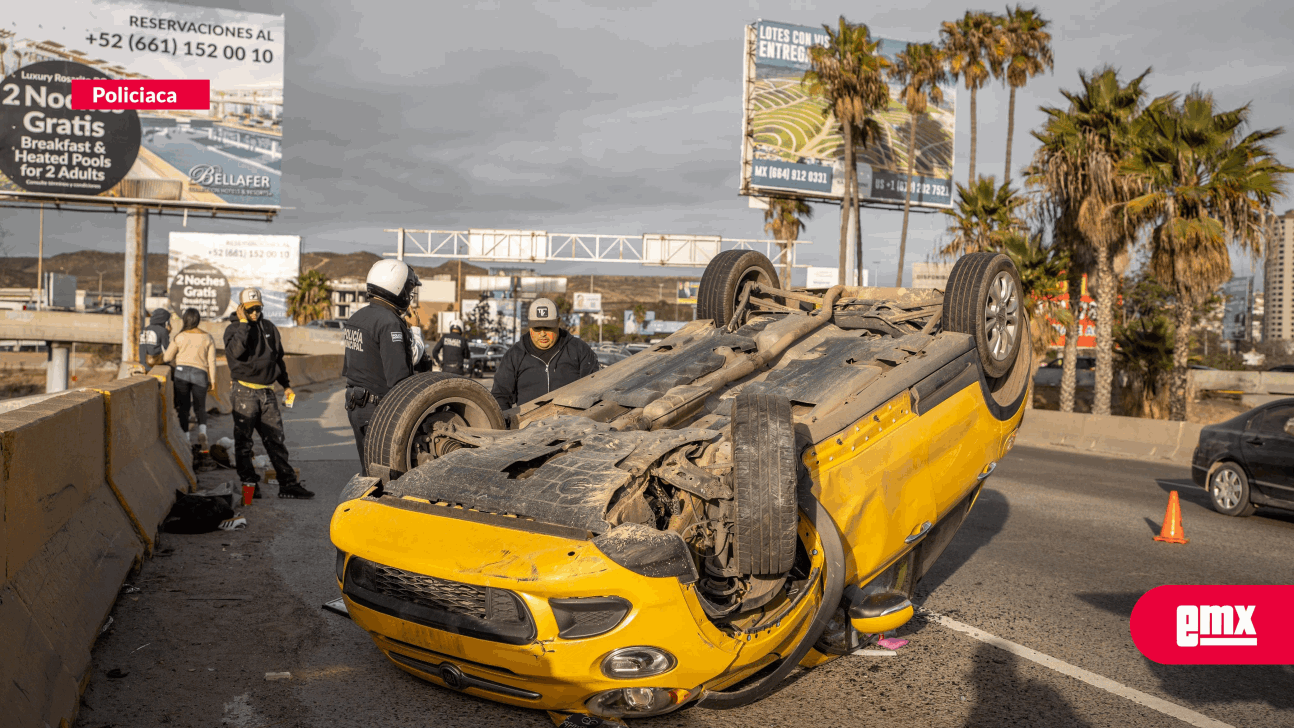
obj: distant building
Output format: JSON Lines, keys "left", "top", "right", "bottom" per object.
{"left": 328, "top": 278, "right": 368, "bottom": 320}
{"left": 1266, "top": 211, "right": 1294, "bottom": 341}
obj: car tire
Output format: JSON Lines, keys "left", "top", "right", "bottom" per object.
{"left": 697, "top": 250, "right": 780, "bottom": 327}
{"left": 364, "top": 372, "right": 506, "bottom": 476}
{"left": 1207, "top": 462, "right": 1257, "bottom": 517}
{"left": 730, "top": 392, "right": 799, "bottom": 576}
{"left": 944, "top": 252, "right": 1024, "bottom": 379}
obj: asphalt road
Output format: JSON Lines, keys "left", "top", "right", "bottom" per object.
{"left": 75, "top": 383, "right": 1294, "bottom": 728}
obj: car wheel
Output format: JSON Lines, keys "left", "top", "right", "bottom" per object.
{"left": 697, "top": 250, "right": 780, "bottom": 327}
{"left": 364, "top": 372, "right": 506, "bottom": 476}
{"left": 944, "top": 252, "right": 1024, "bottom": 379}
{"left": 1207, "top": 462, "right": 1257, "bottom": 517}
{"left": 730, "top": 392, "right": 798, "bottom": 575}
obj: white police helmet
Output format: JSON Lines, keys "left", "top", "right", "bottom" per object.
{"left": 366, "top": 260, "right": 420, "bottom": 309}
{"left": 450, "top": 320, "right": 464, "bottom": 333}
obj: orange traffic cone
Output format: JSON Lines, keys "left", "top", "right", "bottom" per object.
{"left": 1153, "top": 491, "right": 1189, "bottom": 544}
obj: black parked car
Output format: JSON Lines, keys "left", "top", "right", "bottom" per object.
{"left": 1191, "top": 399, "right": 1294, "bottom": 516}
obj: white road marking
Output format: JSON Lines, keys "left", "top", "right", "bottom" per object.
{"left": 850, "top": 648, "right": 897, "bottom": 657}
{"left": 921, "top": 610, "right": 1235, "bottom": 728}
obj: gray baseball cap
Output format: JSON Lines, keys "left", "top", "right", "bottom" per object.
{"left": 528, "top": 298, "right": 559, "bottom": 326}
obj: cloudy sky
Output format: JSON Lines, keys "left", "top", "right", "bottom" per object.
{"left": 2, "top": 0, "right": 1289, "bottom": 287}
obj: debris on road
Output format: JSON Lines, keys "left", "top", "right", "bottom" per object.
{"left": 99, "top": 616, "right": 113, "bottom": 635}
{"left": 878, "top": 637, "right": 909, "bottom": 650}
{"left": 265, "top": 671, "right": 292, "bottom": 681}
{"left": 851, "top": 648, "right": 898, "bottom": 657}
{"left": 106, "top": 668, "right": 128, "bottom": 679}
{"left": 163, "top": 490, "right": 236, "bottom": 534}
{"left": 218, "top": 517, "right": 248, "bottom": 531}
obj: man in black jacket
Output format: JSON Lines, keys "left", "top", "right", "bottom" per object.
{"left": 491, "top": 298, "right": 600, "bottom": 412}
{"left": 223, "top": 288, "right": 313, "bottom": 499}
{"left": 431, "top": 321, "right": 471, "bottom": 375}
{"left": 343, "top": 260, "right": 421, "bottom": 475}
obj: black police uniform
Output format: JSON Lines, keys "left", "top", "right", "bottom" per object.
{"left": 431, "top": 331, "right": 471, "bottom": 375}
{"left": 342, "top": 299, "right": 413, "bottom": 474}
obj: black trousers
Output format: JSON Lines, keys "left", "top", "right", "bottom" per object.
{"left": 231, "top": 383, "right": 297, "bottom": 486}
{"left": 173, "top": 377, "right": 209, "bottom": 431}
{"left": 347, "top": 395, "right": 379, "bottom": 476}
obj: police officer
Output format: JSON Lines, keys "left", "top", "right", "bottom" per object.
{"left": 431, "top": 321, "right": 471, "bottom": 375}
{"left": 342, "top": 259, "right": 421, "bottom": 475}
{"left": 492, "top": 298, "right": 600, "bottom": 412}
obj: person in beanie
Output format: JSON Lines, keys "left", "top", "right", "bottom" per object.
{"left": 491, "top": 297, "right": 600, "bottom": 412}
{"left": 139, "top": 308, "right": 172, "bottom": 367}
{"left": 224, "top": 288, "right": 313, "bottom": 499}
{"left": 343, "top": 259, "right": 423, "bottom": 475}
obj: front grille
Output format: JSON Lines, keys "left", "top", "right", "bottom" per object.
{"left": 344, "top": 557, "right": 536, "bottom": 644}
{"left": 371, "top": 565, "right": 521, "bottom": 623}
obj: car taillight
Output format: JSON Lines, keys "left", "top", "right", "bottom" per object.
{"left": 549, "top": 596, "right": 631, "bottom": 639}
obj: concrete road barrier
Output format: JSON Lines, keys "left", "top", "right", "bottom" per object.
{"left": 0, "top": 375, "right": 194, "bottom": 727}
{"left": 1016, "top": 409, "right": 1203, "bottom": 465}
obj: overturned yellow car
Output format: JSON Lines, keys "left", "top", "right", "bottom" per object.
{"left": 330, "top": 250, "right": 1030, "bottom": 721}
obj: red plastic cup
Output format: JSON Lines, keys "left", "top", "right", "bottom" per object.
{"left": 242, "top": 483, "right": 255, "bottom": 506}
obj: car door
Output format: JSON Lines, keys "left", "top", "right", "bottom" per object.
{"left": 1240, "top": 404, "right": 1294, "bottom": 500}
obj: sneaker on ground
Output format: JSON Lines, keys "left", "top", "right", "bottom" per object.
{"left": 278, "top": 482, "right": 315, "bottom": 499}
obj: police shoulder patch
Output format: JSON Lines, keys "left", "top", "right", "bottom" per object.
{"left": 391, "top": 331, "right": 403, "bottom": 343}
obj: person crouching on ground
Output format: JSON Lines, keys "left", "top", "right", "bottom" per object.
{"left": 164, "top": 307, "right": 217, "bottom": 448}
{"left": 224, "top": 288, "right": 313, "bottom": 499}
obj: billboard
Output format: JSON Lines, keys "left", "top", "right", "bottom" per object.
{"left": 1221, "top": 277, "right": 1252, "bottom": 342}
{"left": 0, "top": 0, "right": 284, "bottom": 209}
{"left": 167, "top": 232, "right": 300, "bottom": 326}
{"left": 573, "top": 292, "right": 602, "bottom": 313}
{"left": 741, "top": 20, "right": 957, "bottom": 208}
{"left": 676, "top": 281, "right": 698, "bottom": 305}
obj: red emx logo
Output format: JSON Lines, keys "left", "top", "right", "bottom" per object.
{"left": 1176, "top": 605, "right": 1256, "bottom": 646}
{"left": 1131, "top": 585, "right": 1293, "bottom": 664}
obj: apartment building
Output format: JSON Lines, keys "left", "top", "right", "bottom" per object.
{"left": 1266, "top": 210, "right": 1294, "bottom": 341}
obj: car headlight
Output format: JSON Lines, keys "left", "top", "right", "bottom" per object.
{"left": 600, "top": 646, "right": 676, "bottom": 679}
{"left": 549, "top": 596, "right": 631, "bottom": 639}
{"left": 586, "top": 687, "right": 691, "bottom": 718}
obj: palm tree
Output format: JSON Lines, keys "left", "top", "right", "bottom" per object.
{"left": 998, "top": 6, "right": 1053, "bottom": 185}
{"left": 763, "top": 197, "right": 814, "bottom": 286}
{"left": 1121, "top": 91, "right": 1291, "bottom": 420}
{"left": 805, "top": 17, "right": 891, "bottom": 285}
{"left": 1003, "top": 230, "right": 1071, "bottom": 407}
{"left": 941, "top": 10, "right": 1002, "bottom": 184}
{"left": 286, "top": 270, "right": 333, "bottom": 325}
{"left": 889, "top": 42, "right": 949, "bottom": 286}
{"left": 1028, "top": 67, "right": 1149, "bottom": 415}
{"left": 940, "top": 175, "right": 1024, "bottom": 257}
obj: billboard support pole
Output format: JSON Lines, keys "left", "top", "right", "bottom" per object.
{"left": 396, "top": 228, "right": 405, "bottom": 261}
{"left": 36, "top": 204, "right": 44, "bottom": 310}
{"left": 121, "top": 206, "right": 148, "bottom": 369}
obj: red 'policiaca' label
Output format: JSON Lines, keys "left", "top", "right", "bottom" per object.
{"left": 1130, "top": 585, "right": 1294, "bottom": 664}
{"left": 70, "top": 79, "right": 209, "bottom": 110}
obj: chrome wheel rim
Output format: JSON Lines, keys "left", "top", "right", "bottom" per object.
{"left": 984, "top": 271, "right": 1020, "bottom": 362}
{"left": 1211, "top": 468, "right": 1242, "bottom": 510}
